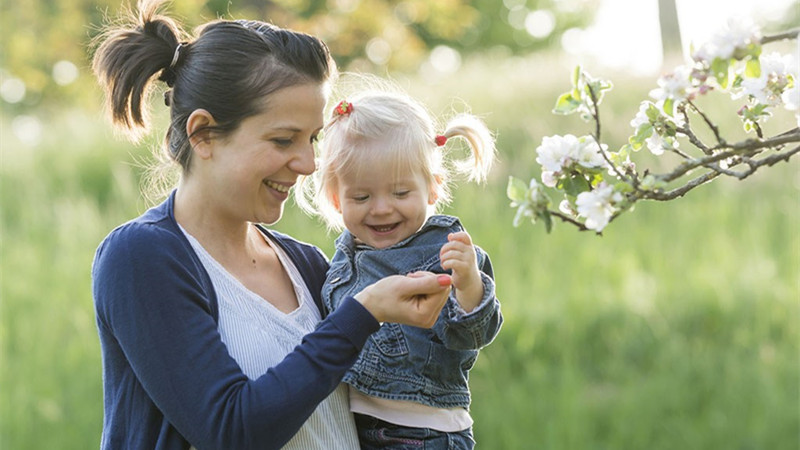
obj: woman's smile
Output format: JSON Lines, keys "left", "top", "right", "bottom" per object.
{"left": 264, "top": 180, "right": 291, "bottom": 193}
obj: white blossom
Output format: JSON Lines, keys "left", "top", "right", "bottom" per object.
{"left": 527, "top": 178, "right": 548, "bottom": 208}
{"left": 536, "top": 134, "right": 609, "bottom": 187}
{"left": 630, "top": 101, "right": 682, "bottom": 155}
{"left": 575, "top": 139, "right": 608, "bottom": 169}
{"left": 559, "top": 199, "right": 576, "bottom": 216}
{"left": 739, "top": 52, "right": 795, "bottom": 106}
{"left": 644, "top": 132, "right": 678, "bottom": 156}
{"left": 575, "top": 183, "right": 622, "bottom": 231}
{"left": 630, "top": 102, "right": 651, "bottom": 128}
{"left": 692, "top": 17, "right": 761, "bottom": 62}
{"left": 541, "top": 171, "right": 559, "bottom": 188}
{"left": 650, "top": 65, "right": 694, "bottom": 108}
{"left": 536, "top": 134, "right": 579, "bottom": 173}
{"left": 783, "top": 84, "right": 800, "bottom": 111}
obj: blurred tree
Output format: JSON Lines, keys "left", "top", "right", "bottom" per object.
{"left": 0, "top": 0, "right": 593, "bottom": 112}
{"left": 658, "top": 0, "right": 682, "bottom": 58}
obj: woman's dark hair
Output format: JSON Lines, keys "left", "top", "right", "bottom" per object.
{"left": 92, "top": 0, "right": 336, "bottom": 175}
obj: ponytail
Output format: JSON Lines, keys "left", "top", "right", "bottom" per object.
{"left": 92, "top": 0, "right": 184, "bottom": 140}
{"left": 440, "top": 114, "right": 496, "bottom": 183}
{"left": 91, "top": 0, "right": 335, "bottom": 201}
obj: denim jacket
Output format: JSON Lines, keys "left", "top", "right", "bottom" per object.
{"left": 323, "top": 215, "right": 503, "bottom": 409}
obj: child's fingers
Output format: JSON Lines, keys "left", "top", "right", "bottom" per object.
{"left": 440, "top": 246, "right": 468, "bottom": 268}
{"left": 447, "top": 231, "right": 473, "bottom": 246}
{"left": 440, "top": 239, "right": 475, "bottom": 264}
{"left": 441, "top": 257, "right": 471, "bottom": 274}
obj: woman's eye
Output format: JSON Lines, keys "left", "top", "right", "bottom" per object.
{"left": 272, "top": 138, "right": 293, "bottom": 147}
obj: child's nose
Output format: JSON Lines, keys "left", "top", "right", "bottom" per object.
{"left": 370, "top": 197, "right": 393, "bottom": 215}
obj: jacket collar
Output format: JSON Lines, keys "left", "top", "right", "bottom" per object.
{"left": 334, "top": 214, "right": 460, "bottom": 255}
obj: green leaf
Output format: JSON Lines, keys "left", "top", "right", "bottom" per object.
{"left": 572, "top": 65, "right": 582, "bottom": 86}
{"left": 589, "top": 171, "right": 605, "bottom": 187}
{"left": 614, "top": 181, "right": 634, "bottom": 193}
{"left": 616, "top": 144, "right": 632, "bottom": 159}
{"left": 507, "top": 176, "right": 529, "bottom": 203}
{"left": 711, "top": 57, "right": 730, "bottom": 89}
{"left": 662, "top": 98, "right": 675, "bottom": 117}
{"left": 645, "top": 103, "right": 661, "bottom": 122}
{"left": 553, "top": 92, "right": 581, "bottom": 115}
{"left": 745, "top": 58, "right": 761, "bottom": 78}
{"left": 630, "top": 124, "right": 653, "bottom": 149}
{"left": 512, "top": 204, "right": 533, "bottom": 227}
{"left": 558, "top": 174, "right": 591, "bottom": 197}
{"left": 742, "top": 42, "right": 762, "bottom": 59}
{"left": 538, "top": 210, "right": 553, "bottom": 233}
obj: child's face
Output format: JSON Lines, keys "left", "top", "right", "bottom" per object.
{"left": 334, "top": 164, "right": 436, "bottom": 249}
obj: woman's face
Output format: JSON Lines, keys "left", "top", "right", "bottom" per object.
{"left": 203, "top": 83, "right": 326, "bottom": 225}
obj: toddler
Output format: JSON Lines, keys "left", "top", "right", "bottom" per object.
{"left": 301, "top": 89, "right": 502, "bottom": 449}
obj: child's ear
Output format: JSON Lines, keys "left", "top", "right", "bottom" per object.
{"left": 186, "top": 109, "right": 216, "bottom": 159}
{"left": 428, "top": 175, "right": 443, "bottom": 205}
{"left": 331, "top": 193, "right": 341, "bottom": 212}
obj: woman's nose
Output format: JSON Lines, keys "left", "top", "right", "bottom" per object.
{"left": 291, "top": 143, "right": 316, "bottom": 175}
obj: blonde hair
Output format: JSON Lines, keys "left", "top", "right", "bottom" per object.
{"left": 297, "top": 82, "right": 495, "bottom": 231}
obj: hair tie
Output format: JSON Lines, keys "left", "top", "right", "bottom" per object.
{"left": 169, "top": 43, "right": 185, "bottom": 70}
{"left": 333, "top": 100, "right": 353, "bottom": 117}
{"left": 159, "top": 42, "right": 188, "bottom": 88}
{"left": 435, "top": 135, "right": 447, "bottom": 146}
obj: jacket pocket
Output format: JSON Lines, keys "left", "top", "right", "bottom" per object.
{"left": 370, "top": 323, "right": 409, "bottom": 357}
{"left": 423, "top": 341, "right": 477, "bottom": 387}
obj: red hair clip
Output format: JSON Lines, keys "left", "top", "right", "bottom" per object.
{"left": 333, "top": 100, "right": 353, "bottom": 116}
{"left": 435, "top": 135, "right": 447, "bottom": 146}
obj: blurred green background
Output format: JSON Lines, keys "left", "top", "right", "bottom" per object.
{"left": 2, "top": 0, "right": 798, "bottom": 449}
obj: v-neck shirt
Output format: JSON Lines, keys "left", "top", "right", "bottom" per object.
{"left": 181, "top": 226, "right": 359, "bottom": 450}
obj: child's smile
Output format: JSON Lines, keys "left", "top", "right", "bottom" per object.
{"left": 336, "top": 165, "right": 436, "bottom": 249}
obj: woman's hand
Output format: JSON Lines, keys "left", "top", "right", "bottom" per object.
{"left": 354, "top": 272, "right": 452, "bottom": 327}
{"left": 440, "top": 231, "right": 484, "bottom": 313}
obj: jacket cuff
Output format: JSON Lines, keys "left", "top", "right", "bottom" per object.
{"left": 326, "top": 296, "right": 381, "bottom": 349}
{"left": 446, "top": 272, "right": 497, "bottom": 323}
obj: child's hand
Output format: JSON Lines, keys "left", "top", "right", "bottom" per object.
{"left": 439, "top": 231, "right": 484, "bottom": 312}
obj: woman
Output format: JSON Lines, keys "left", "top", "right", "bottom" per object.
{"left": 90, "top": 1, "right": 451, "bottom": 449}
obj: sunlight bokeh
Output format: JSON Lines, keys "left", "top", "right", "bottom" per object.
{"left": 566, "top": 0, "right": 795, "bottom": 75}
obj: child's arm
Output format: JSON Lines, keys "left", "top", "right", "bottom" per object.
{"left": 439, "top": 231, "right": 484, "bottom": 313}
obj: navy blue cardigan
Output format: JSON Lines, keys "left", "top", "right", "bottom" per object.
{"left": 92, "top": 191, "right": 379, "bottom": 449}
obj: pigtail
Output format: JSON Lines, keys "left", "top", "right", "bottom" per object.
{"left": 440, "top": 114, "right": 496, "bottom": 183}
{"left": 91, "top": 0, "right": 185, "bottom": 141}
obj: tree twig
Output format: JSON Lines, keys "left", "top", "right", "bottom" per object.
{"left": 585, "top": 82, "right": 633, "bottom": 185}
{"left": 761, "top": 29, "right": 800, "bottom": 44}
{"left": 548, "top": 209, "right": 593, "bottom": 232}
{"left": 677, "top": 104, "right": 712, "bottom": 154}
{"left": 644, "top": 171, "right": 722, "bottom": 200}
{"left": 687, "top": 99, "right": 723, "bottom": 146}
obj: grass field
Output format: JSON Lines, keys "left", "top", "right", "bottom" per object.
{"left": 2, "top": 54, "right": 798, "bottom": 449}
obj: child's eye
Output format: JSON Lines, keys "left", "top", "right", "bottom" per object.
{"left": 394, "top": 190, "right": 410, "bottom": 198}
{"left": 352, "top": 195, "right": 369, "bottom": 202}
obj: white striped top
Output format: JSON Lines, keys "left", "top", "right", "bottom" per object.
{"left": 182, "top": 227, "right": 359, "bottom": 450}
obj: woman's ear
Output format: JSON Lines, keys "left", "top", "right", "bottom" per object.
{"left": 186, "top": 109, "right": 216, "bottom": 159}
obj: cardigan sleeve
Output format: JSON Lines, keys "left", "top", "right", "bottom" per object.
{"left": 92, "top": 222, "right": 378, "bottom": 449}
